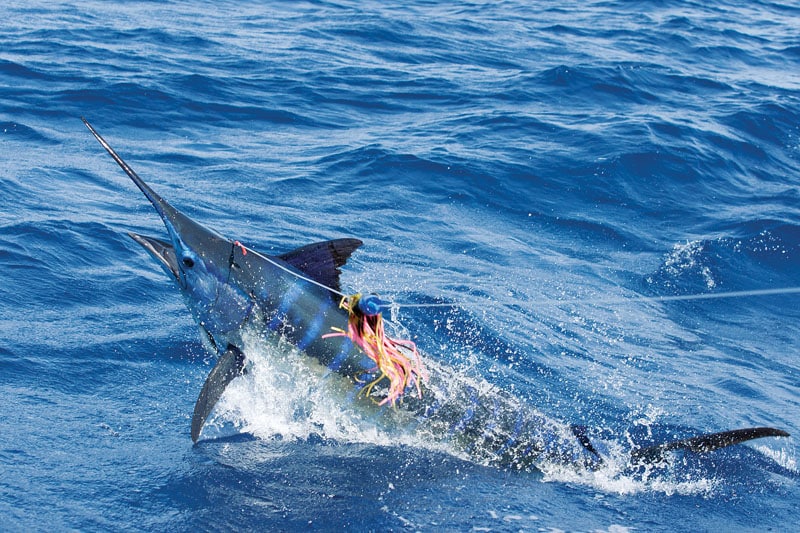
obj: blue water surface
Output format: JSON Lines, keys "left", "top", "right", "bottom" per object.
{"left": 2, "top": 1, "right": 799, "bottom": 530}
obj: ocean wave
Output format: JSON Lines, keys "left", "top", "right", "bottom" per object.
{"left": 2, "top": 0, "right": 799, "bottom": 529}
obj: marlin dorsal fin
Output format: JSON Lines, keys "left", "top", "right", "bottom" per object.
{"left": 278, "top": 238, "right": 363, "bottom": 293}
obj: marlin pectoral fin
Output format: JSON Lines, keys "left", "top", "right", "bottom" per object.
{"left": 191, "top": 344, "right": 247, "bottom": 443}
{"left": 630, "top": 426, "right": 790, "bottom": 464}
{"left": 278, "top": 238, "right": 363, "bottom": 293}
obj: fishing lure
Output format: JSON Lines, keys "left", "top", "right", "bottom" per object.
{"left": 323, "top": 294, "right": 427, "bottom": 406}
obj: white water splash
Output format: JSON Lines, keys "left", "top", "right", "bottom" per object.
{"left": 658, "top": 240, "right": 717, "bottom": 290}
{"left": 753, "top": 443, "right": 798, "bottom": 473}
{"left": 199, "top": 330, "right": 784, "bottom": 497}
{"left": 204, "top": 331, "right": 449, "bottom": 454}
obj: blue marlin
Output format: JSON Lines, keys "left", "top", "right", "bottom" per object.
{"left": 83, "top": 118, "right": 788, "bottom": 471}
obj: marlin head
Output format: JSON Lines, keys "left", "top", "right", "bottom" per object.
{"left": 82, "top": 118, "right": 254, "bottom": 342}
{"left": 84, "top": 118, "right": 366, "bottom": 441}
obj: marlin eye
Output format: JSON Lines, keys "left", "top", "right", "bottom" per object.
{"left": 182, "top": 257, "right": 195, "bottom": 268}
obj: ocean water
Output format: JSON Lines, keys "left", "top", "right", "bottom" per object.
{"left": 2, "top": 0, "right": 799, "bottom": 530}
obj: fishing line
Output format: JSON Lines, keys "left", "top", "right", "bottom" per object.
{"left": 237, "top": 239, "right": 800, "bottom": 311}
{"left": 237, "top": 241, "right": 349, "bottom": 298}
{"left": 391, "top": 287, "right": 800, "bottom": 309}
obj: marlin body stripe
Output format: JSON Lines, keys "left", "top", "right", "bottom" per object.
{"left": 83, "top": 119, "right": 788, "bottom": 471}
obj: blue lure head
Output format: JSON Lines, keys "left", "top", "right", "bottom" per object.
{"left": 355, "top": 294, "right": 390, "bottom": 316}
